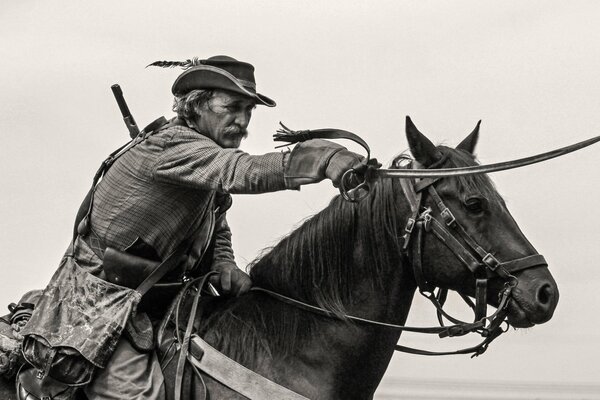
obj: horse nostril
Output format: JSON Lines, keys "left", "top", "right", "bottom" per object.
{"left": 537, "top": 284, "right": 553, "bottom": 305}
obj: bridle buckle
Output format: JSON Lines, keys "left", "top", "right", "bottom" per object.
{"left": 482, "top": 253, "right": 500, "bottom": 271}
{"left": 419, "top": 207, "right": 433, "bottom": 231}
{"left": 440, "top": 207, "right": 456, "bottom": 226}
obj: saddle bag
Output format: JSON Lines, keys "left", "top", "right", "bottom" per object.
{"left": 20, "top": 256, "right": 140, "bottom": 386}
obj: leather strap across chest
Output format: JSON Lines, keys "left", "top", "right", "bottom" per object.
{"left": 188, "top": 336, "right": 309, "bottom": 400}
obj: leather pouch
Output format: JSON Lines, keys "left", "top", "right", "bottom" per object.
{"left": 103, "top": 247, "right": 160, "bottom": 289}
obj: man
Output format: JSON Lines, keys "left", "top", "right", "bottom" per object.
{"left": 18, "top": 55, "right": 366, "bottom": 399}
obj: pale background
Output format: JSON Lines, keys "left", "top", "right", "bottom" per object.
{"left": 1, "top": 1, "right": 599, "bottom": 399}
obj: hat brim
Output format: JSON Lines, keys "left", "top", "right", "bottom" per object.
{"left": 172, "top": 65, "right": 276, "bottom": 107}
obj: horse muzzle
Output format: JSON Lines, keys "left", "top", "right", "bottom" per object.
{"left": 505, "top": 268, "right": 559, "bottom": 327}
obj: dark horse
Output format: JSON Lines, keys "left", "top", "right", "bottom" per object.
{"left": 159, "top": 119, "right": 559, "bottom": 400}
{"left": 0, "top": 119, "right": 559, "bottom": 399}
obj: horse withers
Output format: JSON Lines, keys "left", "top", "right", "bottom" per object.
{"left": 159, "top": 118, "right": 558, "bottom": 400}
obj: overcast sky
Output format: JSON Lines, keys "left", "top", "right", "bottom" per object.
{"left": 1, "top": 1, "right": 599, "bottom": 396}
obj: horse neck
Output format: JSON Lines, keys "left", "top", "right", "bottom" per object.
{"left": 248, "top": 181, "right": 419, "bottom": 397}
{"left": 251, "top": 179, "right": 415, "bottom": 320}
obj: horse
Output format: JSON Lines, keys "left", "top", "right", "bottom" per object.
{"left": 0, "top": 118, "right": 560, "bottom": 399}
{"left": 157, "top": 118, "right": 559, "bottom": 400}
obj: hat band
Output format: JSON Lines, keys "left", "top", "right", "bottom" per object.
{"left": 237, "top": 79, "right": 256, "bottom": 90}
{"left": 188, "top": 65, "right": 258, "bottom": 94}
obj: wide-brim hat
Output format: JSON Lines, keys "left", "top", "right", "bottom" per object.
{"left": 171, "top": 55, "right": 276, "bottom": 107}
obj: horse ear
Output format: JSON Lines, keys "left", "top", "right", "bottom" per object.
{"left": 406, "top": 116, "right": 442, "bottom": 167}
{"left": 456, "top": 120, "right": 481, "bottom": 154}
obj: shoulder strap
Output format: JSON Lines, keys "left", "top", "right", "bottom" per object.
{"left": 72, "top": 117, "right": 168, "bottom": 241}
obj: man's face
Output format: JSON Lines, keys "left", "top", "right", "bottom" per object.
{"left": 195, "top": 90, "right": 256, "bottom": 148}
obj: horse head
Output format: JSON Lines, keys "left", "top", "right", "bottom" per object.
{"left": 401, "top": 117, "right": 559, "bottom": 329}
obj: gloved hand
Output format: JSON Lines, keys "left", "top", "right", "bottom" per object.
{"left": 209, "top": 261, "right": 252, "bottom": 296}
{"left": 284, "top": 139, "right": 365, "bottom": 188}
{"left": 325, "top": 149, "right": 367, "bottom": 188}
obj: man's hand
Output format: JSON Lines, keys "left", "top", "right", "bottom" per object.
{"left": 284, "top": 139, "right": 366, "bottom": 188}
{"left": 325, "top": 149, "right": 365, "bottom": 188}
{"left": 209, "top": 261, "right": 252, "bottom": 296}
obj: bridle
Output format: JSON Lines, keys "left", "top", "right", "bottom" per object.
{"left": 392, "top": 155, "right": 548, "bottom": 355}
{"left": 261, "top": 122, "right": 599, "bottom": 356}
{"left": 252, "top": 155, "right": 547, "bottom": 357}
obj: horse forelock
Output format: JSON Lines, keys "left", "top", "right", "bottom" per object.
{"left": 438, "top": 146, "right": 505, "bottom": 206}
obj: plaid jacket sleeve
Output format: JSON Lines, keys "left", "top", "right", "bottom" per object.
{"left": 152, "top": 125, "right": 289, "bottom": 194}
{"left": 212, "top": 212, "right": 235, "bottom": 264}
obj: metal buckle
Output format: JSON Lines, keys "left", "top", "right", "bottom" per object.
{"left": 482, "top": 253, "right": 500, "bottom": 271}
{"left": 418, "top": 208, "right": 433, "bottom": 231}
{"left": 419, "top": 207, "right": 432, "bottom": 227}
{"left": 441, "top": 207, "right": 456, "bottom": 226}
{"left": 422, "top": 213, "right": 432, "bottom": 231}
{"left": 405, "top": 218, "right": 416, "bottom": 233}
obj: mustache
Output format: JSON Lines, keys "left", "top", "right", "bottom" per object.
{"left": 224, "top": 126, "right": 248, "bottom": 138}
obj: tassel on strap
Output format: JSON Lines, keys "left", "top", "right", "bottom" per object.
{"left": 273, "top": 122, "right": 315, "bottom": 147}
{"left": 273, "top": 122, "right": 372, "bottom": 161}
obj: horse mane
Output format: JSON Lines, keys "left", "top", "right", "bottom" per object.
{"left": 196, "top": 145, "right": 502, "bottom": 367}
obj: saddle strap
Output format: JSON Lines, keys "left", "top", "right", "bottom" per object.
{"left": 187, "top": 335, "right": 310, "bottom": 400}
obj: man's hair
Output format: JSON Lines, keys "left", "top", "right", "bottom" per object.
{"left": 172, "top": 89, "right": 215, "bottom": 121}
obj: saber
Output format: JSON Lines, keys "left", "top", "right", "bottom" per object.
{"left": 274, "top": 122, "right": 600, "bottom": 179}
{"left": 376, "top": 134, "right": 600, "bottom": 178}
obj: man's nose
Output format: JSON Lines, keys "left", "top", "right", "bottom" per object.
{"left": 235, "top": 110, "right": 250, "bottom": 128}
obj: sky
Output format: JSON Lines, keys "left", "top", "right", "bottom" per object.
{"left": 1, "top": 1, "right": 599, "bottom": 397}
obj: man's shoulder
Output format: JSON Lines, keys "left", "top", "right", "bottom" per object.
{"left": 154, "top": 119, "right": 216, "bottom": 146}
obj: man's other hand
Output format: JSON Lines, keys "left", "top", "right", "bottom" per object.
{"left": 209, "top": 261, "right": 252, "bottom": 296}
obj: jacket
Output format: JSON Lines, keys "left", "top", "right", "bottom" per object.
{"left": 84, "top": 118, "right": 288, "bottom": 264}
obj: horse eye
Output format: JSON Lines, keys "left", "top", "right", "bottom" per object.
{"left": 464, "top": 197, "right": 485, "bottom": 213}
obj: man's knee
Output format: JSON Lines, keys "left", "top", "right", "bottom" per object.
{"left": 84, "top": 338, "right": 165, "bottom": 400}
